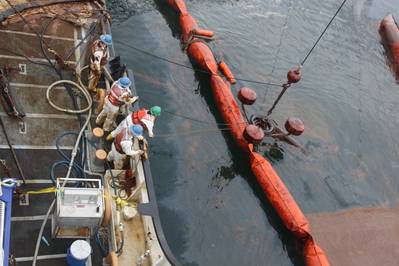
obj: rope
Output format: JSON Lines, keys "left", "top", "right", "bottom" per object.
{"left": 139, "top": 97, "right": 247, "bottom": 127}
{"left": 155, "top": 127, "right": 233, "bottom": 139}
{"left": 114, "top": 40, "right": 283, "bottom": 88}
{"left": 300, "top": 0, "right": 348, "bottom": 66}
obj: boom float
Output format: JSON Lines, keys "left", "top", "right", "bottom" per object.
{"left": 162, "top": 0, "right": 330, "bottom": 265}
{"left": 379, "top": 14, "right": 399, "bottom": 80}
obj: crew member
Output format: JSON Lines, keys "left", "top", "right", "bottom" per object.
{"left": 106, "top": 106, "right": 161, "bottom": 141}
{"left": 107, "top": 125, "right": 145, "bottom": 170}
{"left": 88, "top": 34, "right": 112, "bottom": 112}
{"left": 96, "top": 77, "right": 138, "bottom": 132}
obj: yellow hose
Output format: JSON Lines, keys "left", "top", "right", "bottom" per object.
{"left": 25, "top": 187, "right": 56, "bottom": 195}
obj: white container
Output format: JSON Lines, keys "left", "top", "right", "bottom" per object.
{"left": 123, "top": 206, "right": 137, "bottom": 221}
{"left": 67, "top": 240, "right": 91, "bottom": 266}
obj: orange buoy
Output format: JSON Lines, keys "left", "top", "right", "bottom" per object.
{"left": 167, "top": 0, "right": 188, "bottom": 15}
{"left": 193, "top": 28, "right": 214, "bottom": 38}
{"left": 210, "top": 75, "right": 249, "bottom": 152}
{"left": 218, "top": 60, "right": 236, "bottom": 84}
{"left": 379, "top": 14, "right": 399, "bottom": 78}
{"left": 187, "top": 41, "right": 219, "bottom": 74}
{"left": 180, "top": 13, "right": 198, "bottom": 43}
{"left": 164, "top": 1, "right": 330, "bottom": 265}
{"left": 287, "top": 68, "right": 301, "bottom": 84}
{"left": 249, "top": 151, "right": 311, "bottom": 238}
{"left": 303, "top": 239, "right": 331, "bottom": 266}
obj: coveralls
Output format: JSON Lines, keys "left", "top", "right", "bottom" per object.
{"left": 110, "top": 108, "right": 155, "bottom": 138}
{"left": 96, "top": 81, "right": 137, "bottom": 132}
{"left": 88, "top": 39, "right": 109, "bottom": 92}
{"left": 107, "top": 128, "right": 144, "bottom": 170}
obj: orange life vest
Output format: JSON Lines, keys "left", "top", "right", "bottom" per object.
{"left": 131, "top": 108, "right": 148, "bottom": 127}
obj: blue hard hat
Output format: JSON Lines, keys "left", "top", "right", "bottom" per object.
{"left": 118, "top": 77, "right": 131, "bottom": 88}
{"left": 100, "top": 34, "right": 112, "bottom": 45}
{"left": 130, "top": 125, "right": 143, "bottom": 137}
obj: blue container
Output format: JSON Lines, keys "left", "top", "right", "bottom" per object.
{"left": 66, "top": 240, "right": 92, "bottom": 266}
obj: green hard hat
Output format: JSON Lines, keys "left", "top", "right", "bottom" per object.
{"left": 150, "top": 106, "right": 161, "bottom": 117}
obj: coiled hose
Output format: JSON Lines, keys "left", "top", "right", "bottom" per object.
{"left": 46, "top": 79, "right": 92, "bottom": 114}
{"left": 50, "top": 132, "right": 85, "bottom": 184}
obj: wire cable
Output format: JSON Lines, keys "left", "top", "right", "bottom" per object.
{"left": 300, "top": 0, "right": 348, "bottom": 66}
{"left": 139, "top": 97, "right": 247, "bottom": 127}
{"left": 114, "top": 40, "right": 283, "bottom": 87}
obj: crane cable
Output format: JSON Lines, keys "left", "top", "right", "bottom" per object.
{"left": 300, "top": 0, "right": 348, "bottom": 66}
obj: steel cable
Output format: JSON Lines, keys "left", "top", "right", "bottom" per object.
{"left": 300, "top": 0, "right": 348, "bottom": 66}
{"left": 114, "top": 40, "right": 283, "bottom": 87}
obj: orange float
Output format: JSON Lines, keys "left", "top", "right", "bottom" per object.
{"left": 379, "top": 14, "right": 399, "bottom": 78}
{"left": 163, "top": 1, "right": 330, "bottom": 265}
{"left": 192, "top": 28, "right": 214, "bottom": 38}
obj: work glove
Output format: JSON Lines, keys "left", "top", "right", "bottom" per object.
{"left": 129, "top": 96, "right": 139, "bottom": 104}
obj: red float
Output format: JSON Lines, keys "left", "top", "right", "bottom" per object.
{"left": 244, "top": 125, "right": 264, "bottom": 144}
{"left": 164, "top": 1, "right": 330, "bottom": 265}
{"left": 287, "top": 68, "right": 302, "bottom": 84}
{"left": 285, "top": 117, "right": 305, "bottom": 136}
{"left": 237, "top": 87, "right": 257, "bottom": 105}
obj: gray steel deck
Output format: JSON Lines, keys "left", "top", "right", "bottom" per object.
{"left": 0, "top": 6, "right": 102, "bottom": 265}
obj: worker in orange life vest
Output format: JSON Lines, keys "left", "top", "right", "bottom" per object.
{"left": 88, "top": 35, "right": 111, "bottom": 92}
{"left": 88, "top": 34, "right": 112, "bottom": 113}
{"left": 96, "top": 77, "right": 138, "bottom": 132}
{"left": 107, "top": 125, "right": 145, "bottom": 170}
{"left": 106, "top": 106, "right": 161, "bottom": 141}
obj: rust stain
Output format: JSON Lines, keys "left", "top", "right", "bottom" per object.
{"left": 308, "top": 205, "right": 399, "bottom": 266}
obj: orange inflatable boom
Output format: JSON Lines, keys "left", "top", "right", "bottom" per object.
{"left": 379, "top": 14, "right": 399, "bottom": 79}
{"left": 163, "top": 1, "right": 329, "bottom": 265}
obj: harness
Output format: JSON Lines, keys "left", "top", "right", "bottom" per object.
{"left": 107, "top": 84, "right": 126, "bottom": 106}
{"left": 114, "top": 128, "right": 133, "bottom": 154}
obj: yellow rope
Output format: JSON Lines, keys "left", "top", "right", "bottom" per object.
{"left": 25, "top": 187, "right": 56, "bottom": 195}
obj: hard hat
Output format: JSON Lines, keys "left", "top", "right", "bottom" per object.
{"left": 118, "top": 77, "right": 132, "bottom": 88}
{"left": 130, "top": 125, "right": 143, "bottom": 137}
{"left": 150, "top": 106, "right": 161, "bottom": 117}
{"left": 100, "top": 34, "right": 112, "bottom": 45}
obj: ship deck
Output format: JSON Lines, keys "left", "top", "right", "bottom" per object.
{"left": 0, "top": 2, "right": 104, "bottom": 265}
{"left": 0, "top": 2, "right": 181, "bottom": 266}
